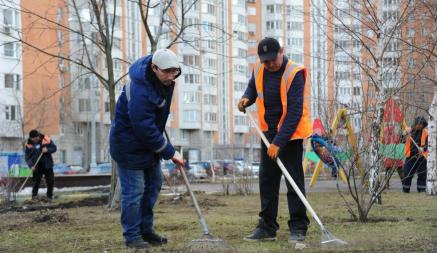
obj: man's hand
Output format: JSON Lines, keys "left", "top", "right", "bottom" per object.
{"left": 418, "top": 147, "right": 424, "bottom": 154}
{"left": 237, "top": 98, "right": 250, "bottom": 113}
{"left": 267, "top": 144, "right": 280, "bottom": 160}
{"left": 171, "top": 151, "right": 184, "bottom": 166}
{"left": 42, "top": 147, "right": 48, "bottom": 153}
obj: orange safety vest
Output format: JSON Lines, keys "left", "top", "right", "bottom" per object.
{"left": 405, "top": 128, "right": 428, "bottom": 158}
{"left": 253, "top": 60, "right": 311, "bottom": 140}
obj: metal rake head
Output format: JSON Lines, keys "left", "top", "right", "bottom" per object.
{"left": 321, "top": 229, "right": 348, "bottom": 247}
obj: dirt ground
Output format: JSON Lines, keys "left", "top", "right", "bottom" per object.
{"left": 0, "top": 191, "right": 436, "bottom": 252}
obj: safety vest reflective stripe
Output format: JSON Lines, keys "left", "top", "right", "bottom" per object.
{"left": 253, "top": 60, "right": 312, "bottom": 140}
{"left": 405, "top": 128, "right": 428, "bottom": 157}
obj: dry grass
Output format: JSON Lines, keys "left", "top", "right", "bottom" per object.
{"left": 0, "top": 191, "right": 436, "bottom": 252}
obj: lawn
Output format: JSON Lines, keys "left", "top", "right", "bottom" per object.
{"left": 0, "top": 190, "right": 436, "bottom": 252}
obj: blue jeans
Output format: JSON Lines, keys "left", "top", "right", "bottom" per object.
{"left": 117, "top": 163, "right": 163, "bottom": 243}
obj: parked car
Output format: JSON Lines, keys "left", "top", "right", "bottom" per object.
{"left": 190, "top": 161, "right": 213, "bottom": 176}
{"left": 214, "top": 160, "right": 237, "bottom": 176}
{"left": 249, "top": 162, "right": 260, "bottom": 176}
{"left": 53, "top": 163, "right": 70, "bottom": 175}
{"left": 89, "top": 163, "right": 112, "bottom": 175}
{"left": 188, "top": 163, "right": 208, "bottom": 179}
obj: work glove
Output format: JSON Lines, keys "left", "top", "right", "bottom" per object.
{"left": 237, "top": 98, "right": 249, "bottom": 113}
{"left": 171, "top": 151, "right": 184, "bottom": 166}
{"left": 267, "top": 144, "right": 280, "bottom": 160}
{"left": 418, "top": 147, "right": 424, "bottom": 154}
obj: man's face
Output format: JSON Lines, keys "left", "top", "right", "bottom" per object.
{"left": 30, "top": 136, "right": 41, "bottom": 144}
{"left": 414, "top": 123, "right": 423, "bottom": 131}
{"left": 262, "top": 48, "right": 284, "bottom": 72}
{"left": 152, "top": 64, "right": 180, "bottom": 86}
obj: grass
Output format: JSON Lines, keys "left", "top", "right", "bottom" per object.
{"left": 0, "top": 190, "right": 436, "bottom": 252}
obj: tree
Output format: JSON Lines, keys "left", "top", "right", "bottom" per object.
{"left": 310, "top": 0, "right": 436, "bottom": 221}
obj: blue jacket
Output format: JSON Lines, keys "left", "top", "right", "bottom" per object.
{"left": 109, "top": 55, "right": 176, "bottom": 170}
{"left": 25, "top": 134, "right": 57, "bottom": 170}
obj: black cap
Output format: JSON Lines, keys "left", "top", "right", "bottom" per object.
{"left": 29, "top": 129, "right": 40, "bottom": 138}
{"left": 257, "top": 37, "right": 281, "bottom": 62}
{"left": 414, "top": 116, "right": 428, "bottom": 128}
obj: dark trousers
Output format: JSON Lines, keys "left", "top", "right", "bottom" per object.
{"left": 32, "top": 167, "right": 54, "bottom": 198}
{"left": 258, "top": 138, "right": 309, "bottom": 234}
{"left": 403, "top": 156, "right": 427, "bottom": 192}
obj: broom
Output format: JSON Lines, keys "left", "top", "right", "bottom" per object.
{"left": 246, "top": 112, "right": 347, "bottom": 248}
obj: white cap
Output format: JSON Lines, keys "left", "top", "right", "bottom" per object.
{"left": 152, "top": 49, "right": 180, "bottom": 69}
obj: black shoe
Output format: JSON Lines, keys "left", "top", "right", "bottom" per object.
{"left": 126, "top": 238, "right": 150, "bottom": 249}
{"left": 403, "top": 188, "right": 410, "bottom": 193}
{"left": 288, "top": 233, "right": 306, "bottom": 243}
{"left": 142, "top": 231, "right": 168, "bottom": 246}
{"left": 244, "top": 228, "right": 276, "bottom": 242}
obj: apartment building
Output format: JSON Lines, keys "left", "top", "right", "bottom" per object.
{"left": 0, "top": 1, "right": 22, "bottom": 153}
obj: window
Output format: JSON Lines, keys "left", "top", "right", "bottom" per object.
{"left": 237, "top": 48, "right": 247, "bottom": 57}
{"left": 78, "top": 99, "right": 91, "bottom": 112}
{"left": 113, "top": 37, "right": 122, "bottom": 49}
{"left": 183, "top": 110, "right": 200, "bottom": 122}
{"left": 183, "top": 92, "right": 200, "bottom": 103}
{"left": 248, "top": 7, "right": 256, "bottom": 15}
{"left": 234, "top": 115, "right": 246, "bottom": 125}
{"left": 207, "top": 40, "right": 216, "bottom": 49}
{"left": 205, "top": 58, "right": 216, "bottom": 68}
{"left": 204, "top": 112, "right": 217, "bottom": 122}
{"left": 74, "top": 122, "right": 84, "bottom": 136}
{"left": 5, "top": 105, "right": 18, "bottom": 121}
{"left": 204, "top": 94, "right": 217, "bottom": 105}
{"left": 4, "top": 42, "right": 17, "bottom": 57}
{"left": 4, "top": 74, "right": 20, "bottom": 89}
{"left": 202, "top": 21, "right": 214, "bottom": 32}
{"left": 184, "top": 74, "right": 200, "bottom": 84}
{"left": 207, "top": 4, "right": 215, "bottom": 15}
{"left": 234, "top": 81, "right": 246, "bottom": 91}
{"left": 59, "top": 150, "right": 66, "bottom": 163}
{"left": 105, "top": 102, "right": 110, "bottom": 112}
{"left": 3, "top": 8, "right": 19, "bottom": 28}
{"left": 266, "top": 5, "right": 274, "bottom": 14}
{"left": 353, "top": 87, "right": 361, "bottom": 95}
{"left": 291, "top": 53, "right": 303, "bottom": 64}
{"left": 183, "top": 55, "right": 200, "bottom": 66}
{"left": 407, "top": 29, "right": 415, "bottom": 37}
{"left": 57, "top": 30, "right": 64, "bottom": 47}
{"left": 204, "top": 75, "right": 216, "bottom": 86}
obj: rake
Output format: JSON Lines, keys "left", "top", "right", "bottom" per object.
{"left": 18, "top": 152, "right": 44, "bottom": 193}
{"left": 246, "top": 112, "right": 347, "bottom": 247}
{"left": 164, "top": 130, "right": 231, "bottom": 252}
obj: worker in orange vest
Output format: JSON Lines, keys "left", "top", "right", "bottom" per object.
{"left": 402, "top": 116, "right": 428, "bottom": 193}
{"left": 238, "top": 37, "right": 311, "bottom": 244}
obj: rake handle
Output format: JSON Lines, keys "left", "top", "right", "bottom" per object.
{"left": 246, "top": 112, "right": 326, "bottom": 230}
{"left": 18, "top": 152, "right": 44, "bottom": 192}
{"left": 178, "top": 163, "right": 210, "bottom": 235}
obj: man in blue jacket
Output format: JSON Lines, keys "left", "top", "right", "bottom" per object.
{"left": 25, "top": 129, "right": 57, "bottom": 201}
{"left": 110, "top": 49, "right": 184, "bottom": 249}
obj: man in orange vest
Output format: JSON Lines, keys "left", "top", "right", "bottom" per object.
{"left": 402, "top": 116, "right": 428, "bottom": 193}
{"left": 238, "top": 37, "right": 311, "bottom": 244}
{"left": 25, "top": 129, "right": 57, "bottom": 201}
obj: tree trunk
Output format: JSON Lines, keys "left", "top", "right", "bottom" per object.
{"left": 427, "top": 83, "right": 437, "bottom": 195}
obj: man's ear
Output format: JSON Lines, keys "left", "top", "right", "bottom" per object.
{"left": 279, "top": 48, "right": 284, "bottom": 54}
